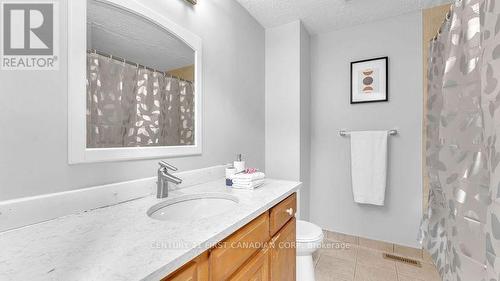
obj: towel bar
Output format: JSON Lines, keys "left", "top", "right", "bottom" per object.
{"left": 339, "top": 129, "right": 398, "bottom": 137}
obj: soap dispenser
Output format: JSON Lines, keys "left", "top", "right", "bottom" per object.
{"left": 234, "top": 154, "right": 246, "bottom": 173}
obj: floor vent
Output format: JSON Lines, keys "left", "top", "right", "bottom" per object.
{"left": 383, "top": 253, "right": 422, "bottom": 267}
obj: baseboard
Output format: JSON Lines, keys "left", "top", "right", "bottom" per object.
{"left": 0, "top": 165, "right": 228, "bottom": 232}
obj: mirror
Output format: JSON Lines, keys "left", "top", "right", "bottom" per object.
{"left": 87, "top": 0, "right": 195, "bottom": 148}
{"left": 68, "top": 0, "right": 202, "bottom": 163}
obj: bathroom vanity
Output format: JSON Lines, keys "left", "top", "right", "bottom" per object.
{"left": 0, "top": 178, "right": 300, "bottom": 280}
{"left": 164, "top": 193, "right": 297, "bottom": 281}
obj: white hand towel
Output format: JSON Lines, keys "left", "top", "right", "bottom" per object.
{"left": 350, "top": 131, "right": 388, "bottom": 206}
{"left": 232, "top": 179, "right": 265, "bottom": 189}
{"left": 232, "top": 178, "right": 265, "bottom": 184}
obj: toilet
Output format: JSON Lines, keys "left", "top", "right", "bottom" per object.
{"left": 296, "top": 220, "right": 324, "bottom": 281}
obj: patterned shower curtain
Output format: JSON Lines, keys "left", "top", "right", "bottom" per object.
{"left": 86, "top": 52, "right": 195, "bottom": 148}
{"left": 421, "top": 0, "right": 500, "bottom": 280}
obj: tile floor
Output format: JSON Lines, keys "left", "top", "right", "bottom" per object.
{"left": 313, "top": 239, "right": 442, "bottom": 281}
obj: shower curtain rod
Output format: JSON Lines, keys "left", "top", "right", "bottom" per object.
{"left": 86, "top": 49, "right": 192, "bottom": 82}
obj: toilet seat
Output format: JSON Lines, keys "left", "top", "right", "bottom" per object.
{"left": 297, "top": 220, "right": 323, "bottom": 243}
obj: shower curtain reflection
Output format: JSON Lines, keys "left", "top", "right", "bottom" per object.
{"left": 86, "top": 52, "right": 195, "bottom": 148}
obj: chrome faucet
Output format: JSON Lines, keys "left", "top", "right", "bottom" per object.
{"left": 157, "top": 161, "right": 182, "bottom": 199}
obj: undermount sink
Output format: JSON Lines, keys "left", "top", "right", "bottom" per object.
{"left": 147, "top": 193, "right": 239, "bottom": 221}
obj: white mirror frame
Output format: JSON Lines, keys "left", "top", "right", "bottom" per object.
{"left": 68, "top": 0, "right": 203, "bottom": 164}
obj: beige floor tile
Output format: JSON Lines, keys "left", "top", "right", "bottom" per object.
{"left": 316, "top": 254, "right": 356, "bottom": 281}
{"left": 356, "top": 247, "right": 396, "bottom": 270}
{"left": 315, "top": 246, "right": 442, "bottom": 281}
{"left": 422, "top": 249, "right": 434, "bottom": 264}
{"left": 397, "top": 273, "right": 442, "bottom": 281}
{"left": 358, "top": 237, "right": 393, "bottom": 252}
{"left": 314, "top": 250, "right": 322, "bottom": 268}
{"left": 396, "top": 260, "right": 441, "bottom": 281}
{"left": 319, "top": 240, "right": 358, "bottom": 262}
{"left": 314, "top": 250, "right": 321, "bottom": 260}
{"left": 354, "top": 263, "right": 398, "bottom": 281}
{"left": 394, "top": 244, "right": 423, "bottom": 260}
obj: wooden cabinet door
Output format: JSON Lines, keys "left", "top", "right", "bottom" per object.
{"left": 210, "top": 213, "right": 270, "bottom": 281}
{"left": 269, "top": 218, "right": 296, "bottom": 281}
{"left": 162, "top": 252, "right": 209, "bottom": 281}
{"left": 229, "top": 247, "right": 269, "bottom": 281}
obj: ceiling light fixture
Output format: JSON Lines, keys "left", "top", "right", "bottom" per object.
{"left": 185, "top": 0, "right": 197, "bottom": 5}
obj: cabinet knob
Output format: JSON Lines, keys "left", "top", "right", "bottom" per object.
{"left": 286, "top": 208, "right": 294, "bottom": 216}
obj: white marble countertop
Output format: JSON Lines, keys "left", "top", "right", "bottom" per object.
{"left": 0, "top": 178, "right": 300, "bottom": 281}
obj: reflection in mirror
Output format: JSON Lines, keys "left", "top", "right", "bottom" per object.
{"left": 86, "top": 0, "right": 195, "bottom": 148}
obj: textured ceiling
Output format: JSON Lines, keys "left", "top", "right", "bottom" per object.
{"left": 236, "top": 0, "right": 452, "bottom": 34}
{"left": 87, "top": 0, "right": 194, "bottom": 72}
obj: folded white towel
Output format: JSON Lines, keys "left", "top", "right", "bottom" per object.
{"left": 232, "top": 172, "right": 265, "bottom": 181}
{"left": 232, "top": 179, "right": 265, "bottom": 189}
{"left": 232, "top": 178, "right": 263, "bottom": 184}
{"left": 350, "top": 131, "right": 388, "bottom": 206}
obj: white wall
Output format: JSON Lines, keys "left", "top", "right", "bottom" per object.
{"left": 309, "top": 12, "right": 423, "bottom": 247}
{"left": 265, "top": 21, "right": 311, "bottom": 220}
{"left": 0, "top": 0, "right": 265, "bottom": 200}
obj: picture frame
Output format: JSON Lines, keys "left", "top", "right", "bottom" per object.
{"left": 350, "top": 56, "right": 388, "bottom": 104}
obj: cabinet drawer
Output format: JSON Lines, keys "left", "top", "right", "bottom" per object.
{"left": 210, "top": 212, "right": 270, "bottom": 281}
{"left": 269, "top": 193, "right": 296, "bottom": 236}
{"left": 163, "top": 262, "right": 197, "bottom": 281}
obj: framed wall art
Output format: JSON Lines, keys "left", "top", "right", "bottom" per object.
{"left": 350, "top": 57, "right": 388, "bottom": 104}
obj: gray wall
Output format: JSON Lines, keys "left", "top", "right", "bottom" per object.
{"left": 309, "top": 12, "right": 423, "bottom": 247}
{"left": 0, "top": 0, "right": 265, "bottom": 200}
{"left": 265, "top": 21, "right": 301, "bottom": 183}
{"left": 299, "top": 24, "right": 311, "bottom": 221}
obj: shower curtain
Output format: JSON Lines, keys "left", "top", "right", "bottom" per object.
{"left": 421, "top": 0, "right": 500, "bottom": 280}
{"left": 86, "top": 52, "right": 195, "bottom": 148}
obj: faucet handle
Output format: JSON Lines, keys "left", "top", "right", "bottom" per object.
{"left": 159, "top": 161, "right": 178, "bottom": 171}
